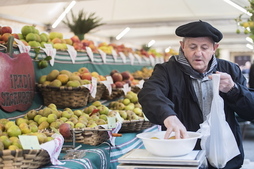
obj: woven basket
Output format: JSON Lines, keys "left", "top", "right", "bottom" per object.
{"left": 119, "top": 119, "right": 154, "bottom": 133}
{"left": 101, "top": 88, "right": 124, "bottom": 100}
{"left": 37, "top": 84, "right": 90, "bottom": 109}
{"left": 88, "top": 82, "right": 106, "bottom": 103}
{"left": 131, "top": 86, "right": 141, "bottom": 93}
{"left": 0, "top": 149, "right": 50, "bottom": 169}
{"left": 42, "top": 128, "right": 110, "bottom": 146}
{"left": 64, "top": 128, "right": 110, "bottom": 146}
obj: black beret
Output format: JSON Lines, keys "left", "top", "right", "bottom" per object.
{"left": 175, "top": 20, "right": 223, "bottom": 42}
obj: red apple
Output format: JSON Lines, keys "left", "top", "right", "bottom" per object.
{"left": 71, "top": 35, "right": 80, "bottom": 43}
{"left": 0, "top": 26, "right": 12, "bottom": 35}
{"left": 121, "top": 71, "right": 131, "bottom": 80}
{"left": 124, "top": 79, "right": 131, "bottom": 86}
{"left": 81, "top": 39, "right": 91, "bottom": 47}
{"left": 115, "top": 81, "right": 125, "bottom": 88}
{"left": 11, "top": 33, "right": 19, "bottom": 39}
{"left": 110, "top": 70, "right": 120, "bottom": 76}
{"left": 1, "top": 33, "right": 12, "bottom": 42}
{"left": 73, "top": 42, "right": 83, "bottom": 50}
{"left": 59, "top": 123, "right": 72, "bottom": 139}
{"left": 111, "top": 72, "right": 123, "bottom": 83}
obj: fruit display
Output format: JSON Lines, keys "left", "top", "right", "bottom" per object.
{"left": 107, "top": 91, "right": 144, "bottom": 120}
{"left": 0, "top": 25, "right": 165, "bottom": 60}
{"left": 132, "top": 67, "right": 153, "bottom": 79}
{"left": 0, "top": 117, "right": 54, "bottom": 150}
{"left": 109, "top": 69, "right": 138, "bottom": 88}
{"left": 38, "top": 67, "right": 108, "bottom": 88}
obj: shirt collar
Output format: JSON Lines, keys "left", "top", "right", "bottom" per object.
{"left": 174, "top": 48, "right": 217, "bottom": 79}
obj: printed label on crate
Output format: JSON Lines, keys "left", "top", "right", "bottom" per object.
{"left": 67, "top": 44, "right": 77, "bottom": 63}
{"left": 14, "top": 38, "right": 31, "bottom": 53}
{"left": 19, "top": 135, "right": 41, "bottom": 149}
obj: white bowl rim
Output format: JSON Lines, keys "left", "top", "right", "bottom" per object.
{"left": 137, "top": 131, "right": 202, "bottom": 141}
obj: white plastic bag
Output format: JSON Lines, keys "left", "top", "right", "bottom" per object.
{"left": 198, "top": 74, "right": 240, "bottom": 168}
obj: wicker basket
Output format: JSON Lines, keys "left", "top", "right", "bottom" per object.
{"left": 101, "top": 88, "right": 124, "bottom": 100}
{"left": 65, "top": 128, "right": 110, "bottom": 146}
{"left": 42, "top": 127, "right": 110, "bottom": 146}
{"left": 131, "top": 86, "right": 141, "bottom": 93}
{"left": 88, "top": 82, "right": 106, "bottom": 103}
{"left": 0, "top": 149, "right": 50, "bottom": 169}
{"left": 37, "top": 84, "right": 90, "bottom": 109}
{"left": 119, "top": 119, "right": 154, "bottom": 133}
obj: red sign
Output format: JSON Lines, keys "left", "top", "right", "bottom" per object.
{"left": 0, "top": 51, "right": 35, "bottom": 112}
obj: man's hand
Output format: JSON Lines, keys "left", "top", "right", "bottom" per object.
{"left": 163, "top": 115, "right": 188, "bottom": 139}
{"left": 209, "top": 71, "right": 235, "bottom": 93}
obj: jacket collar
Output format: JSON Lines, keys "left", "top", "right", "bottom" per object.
{"left": 174, "top": 48, "right": 217, "bottom": 79}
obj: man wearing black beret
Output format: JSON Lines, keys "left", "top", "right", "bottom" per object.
{"left": 138, "top": 20, "right": 254, "bottom": 169}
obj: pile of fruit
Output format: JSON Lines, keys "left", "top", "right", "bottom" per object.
{"left": 108, "top": 91, "right": 143, "bottom": 120}
{"left": 38, "top": 67, "right": 107, "bottom": 88}
{"left": 132, "top": 67, "right": 153, "bottom": 79}
{"left": 0, "top": 117, "right": 54, "bottom": 150}
{"left": 0, "top": 25, "right": 166, "bottom": 58}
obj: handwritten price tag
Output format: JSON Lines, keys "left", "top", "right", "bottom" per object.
{"left": 67, "top": 45, "right": 77, "bottom": 63}
{"left": 86, "top": 46, "right": 94, "bottom": 62}
{"left": 119, "top": 52, "right": 126, "bottom": 63}
{"left": 134, "top": 54, "right": 142, "bottom": 64}
{"left": 128, "top": 53, "right": 135, "bottom": 65}
{"left": 41, "top": 44, "right": 56, "bottom": 66}
{"left": 98, "top": 49, "right": 107, "bottom": 63}
{"left": 112, "top": 49, "right": 118, "bottom": 61}
{"left": 19, "top": 135, "right": 41, "bottom": 149}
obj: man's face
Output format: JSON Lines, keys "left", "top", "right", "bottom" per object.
{"left": 180, "top": 37, "right": 219, "bottom": 73}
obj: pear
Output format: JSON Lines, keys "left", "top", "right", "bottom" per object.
{"left": 73, "top": 110, "right": 83, "bottom": 117}
{"left": 38, "top": 121, "right": 50, "bottom": 130}
{"left": 38, "top": 117, "right": 48, "bottom": 125}
{"left": 92, "top": 101, "right": 102, "bottom": 107}
{"left": 5, "top": 121, "right": 16, "bottom": 130}
{"left": 42, "top": 107, "right": 52, "bottom": 117}
{"left": 133, "top": 107, "right": 143, "bottom": 116}
{"left": 15, "top": 118, "right": 28, "bottom": 126}
{"left": 75, "top": 122, "right": 86, "bottom": 129}
{"left": 119, "top": 111, "right": 128, "bottom": 120}
{"left": 124, "top": 103, "right": 135, "bottom": 111}
{"left": 29, "top": 124, "right": 38, "bottom": 133}
{"left": 26, "top": 110, "right": 38, "bottom": 120}
{"left": 47, "top": 114, "right": 57, "bottom": 123}
{"left": 95, "top": 119, "right": 107, "bottom": 125}
{"left": 7, "top": 125, "right": 22, "bottom": 137}
{"left": 99, "top": 114, "right": 108, "bottom": 121}
{"left": 0, "top": 136, "right": 11, "bottom": 149}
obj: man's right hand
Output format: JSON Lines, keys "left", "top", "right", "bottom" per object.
{"left": 163, "top": 115, "right": 188, "bottom": 139}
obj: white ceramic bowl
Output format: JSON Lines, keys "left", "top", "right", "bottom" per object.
{"left": 137, "top": 131, "right": 202, "bottom": 157}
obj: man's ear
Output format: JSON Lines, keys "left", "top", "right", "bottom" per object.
{"left": 180, "top": 41, "right": 184, "bottom": 49}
